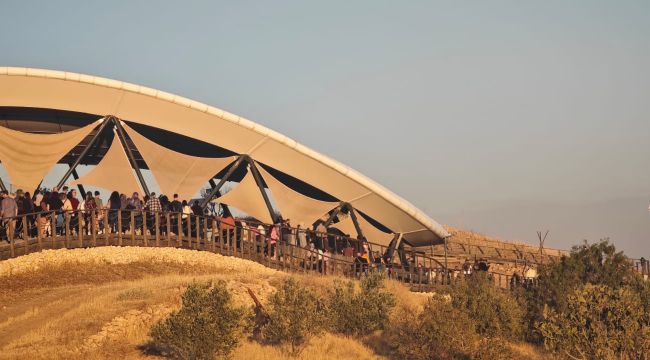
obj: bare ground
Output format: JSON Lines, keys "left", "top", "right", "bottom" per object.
{"left": 0, "top": 247, "right": 548, "bottom": 359}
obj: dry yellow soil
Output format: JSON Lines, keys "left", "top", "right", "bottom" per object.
{"left": 0, "top": 247, "right": 547, "bottom": 359}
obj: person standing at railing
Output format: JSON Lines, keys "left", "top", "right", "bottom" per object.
{"left": 81, "top": 192, "right": 97, "bottom": 236}
{"left": 107, "top": 191, "right": 121, "bottom": 233}
{"left": 16, "top": 190, "right": 34, "bottom": 238}
{"left": 36, "top": 194, "right": 50, "bottom": 238}
{"left": 0, "top": 190, "right": 17, "bottom": 241}
{"left": 269, "top": 223, "right": 279, "bottom": 260}
{"left": 68, "top": 189, "right": 81, "bottom": 235}
{"left": 60, "top": 193, "right": 73, "bottom": 235}
{"left": 181, "top": 200, "right": 191, "bottom": 236}
{"left": 256, "top": 223, "right": 266, "bottom": 254}
{"left": 296, "top": 223, "right": 307, "bottom": 248}
{"left": 33, "top": 189, "right": 43, "bottom": 209}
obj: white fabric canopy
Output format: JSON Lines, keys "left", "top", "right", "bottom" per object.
{"left": 0, "top": 119, "right": 101, "bottom": 192}
{"left": 332, "top": 211, "right": 394, "bottom": 247}
{"left": 122, "top": 122, "right": 235, "bottom": 201}
{"left": 70, "top": 130, "right": 144, "bottom": 196}
{"left": 0, "top": 67, "right": 451, "bottom": 246}
{"left": 255, "top": 162, "right": 337, "bottom": 227}
{"left": 214, "top": 169, "right": 274, "bottom": 224}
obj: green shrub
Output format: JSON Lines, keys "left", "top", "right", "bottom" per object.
{"left": 449, "top": 272, "right": 524, "bottom": 340}
{"left": 150, "top": 281, "right": 248, "bottom": 360}
{"left": 524, "top": 239, "right": 646, "bottom": 342}
{"left": 327, "top": 271, "right": 396, "bottom": 336}
{"left": 389, "top": 295, "right": 478, "bottom": 360}
{"left": 261, "top": 278, "right": 326, "bottom": 355}
{"left": 539, "top": 284, "right": 650, "bottom": 360}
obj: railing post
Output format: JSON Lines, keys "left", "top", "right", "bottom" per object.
{"left": 211, "top": 218, "right": 217, "bottom": 253}
{"left": 117, "top": 210, "right": 122, "bottom": 246}
{"left": 203, "top": 217, "right": 208, "bottom": 251}
{"left": 103, "top": 209, "right": 109, "bottom": 244}
{"left": 226, "top": 229, "right": 232, "bottom": 256}
{"left": 194, "top": 216, "right": 200, "bottom": 249}
{"left": 22, "top": 215, "right": 29, "bottom": 254}
{"left": 130, "top": 211, "right": 136, "bottom": 246}
{"left": 143, "top": 211, "right": 148, "bottom": 247}
{"left": 91, "top": 210, "right": 97, "bottom": 247}
{"left": 64, "top": 212, "right": 71, "bottom": 248}
{"left": 187, "top": 215, "right": 192, "bottom": 249}
{"left": 220, "top": 223, "right": 226, "bottom": 255}
{"left": 36, "top": 213, "right": 43, "bottom": 251}
{"left": 77, "top": 211, "right": 83, "bottom": 247}
{"left": 177, "top": 213, "right": 183, "bottom": 247}
{"left": 9, "top": 226, "right": 15, "bottom": 257}
{"left": 166, "top": 212, "right": 172, "bottom": 247}
{"left": 50, "top": 212, "right": 56, "bottom": 249}
{"left": 155, "top": 212, "right": 160, "bottom": 247}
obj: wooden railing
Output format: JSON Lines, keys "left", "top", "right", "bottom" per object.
{"left": 1, "top": 209, "right": 646, "bottom": 290}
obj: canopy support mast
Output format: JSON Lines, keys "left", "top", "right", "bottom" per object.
{"left": 200, "top": 156, "right": 245, "bottom": 209}
{"left": 245, "top": 156, "right": 278, "bottom": 224}
{"left": 56, "top": 116, "right": 110, "bottom": 189}
{"left": 113, "top": 117, "right": 150, "bottom": 196}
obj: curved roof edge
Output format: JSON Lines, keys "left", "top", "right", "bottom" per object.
{"left": 0, "top": 66, "right": 450, "bottom": 244}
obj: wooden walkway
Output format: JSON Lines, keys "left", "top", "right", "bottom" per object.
{"left": 1, "top": 209, "right": 646, "bottom": 290}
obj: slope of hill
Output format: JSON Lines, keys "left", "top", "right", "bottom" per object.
{"left": 0, "top": 247, "right": 547, "bottom": 360}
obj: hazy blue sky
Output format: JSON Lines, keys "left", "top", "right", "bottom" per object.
{"left": 1, "top": 1, "right": 649, "bottom": 255}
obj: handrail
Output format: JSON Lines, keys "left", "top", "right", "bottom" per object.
{"left": 0, "top": 209, "right": 647, "bottom": 288}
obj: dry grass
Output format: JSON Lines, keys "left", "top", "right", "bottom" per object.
{"left": 0, "top": 247, "right": 548, "bottom": 359}
{"left": 235, "top": 333, "right": 386, "bottom": 360}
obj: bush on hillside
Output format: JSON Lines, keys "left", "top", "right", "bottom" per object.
{"left": 150, "top": 281, "right": 249, "bottom": 360}
{"left": 524, "top": 239, "right": 646, "bottom": 341}
{"left": 327, "top": 271, "right": 396, "bottom": 336}
{"left": 539, "top": 284, "right": 650, "bottom": 360}
{"left": 389, "top": 296, "right": 478, "bottom": 360}
{"left": 449, "top": 272, "right": 524, "bottom": 340}
{"left": 261, "top": 278, "right": 327, "bottom": 355}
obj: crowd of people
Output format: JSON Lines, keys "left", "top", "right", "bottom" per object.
{"left": 0, "top": 186, "right": 207, "bottom": 241}
{"left": 0, "top": 186, "right": 443, "bottom": 281}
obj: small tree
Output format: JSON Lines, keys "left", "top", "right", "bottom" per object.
{"left": 389, "top": 296, "right": 478, "bottom": 360}
{"left": 261, "top": 278, "right": 326, "bottom": 355}
{"left": 449, "top": 272, "right": 524, "bottom": 340}
{"left": 328, "top": 271, "right": 396, "bottom": 336}
{"left": 539, "top": 284, "right": 650, "bottom": 360}
{"left": 150, "top": 281, "right": 248, "bottom": 360}
{"left": 524, "top": 239, "right": 645, "bottom": 342}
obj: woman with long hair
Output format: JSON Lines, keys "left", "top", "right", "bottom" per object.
{"left": 107, "top": 191, "right": 121, "bottom": 233}
{"left": 82, "top": 192, "right": 97, "bottom": 235}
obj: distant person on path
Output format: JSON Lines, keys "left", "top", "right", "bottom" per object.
{"left": 462, "top": 258, "right": 473, "bottom": 275}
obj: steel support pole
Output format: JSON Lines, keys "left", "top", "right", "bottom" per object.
{"left": 323, "top": 203, "right": 344, "bottom": 228}
{"left": 114, "top": 117, "right": 150, "bottom": 196}
{"left": 70, "top": 167, "right": 86, "bottom": 198}
{"left": 56, "top": 117, "right": 110, "bottom": 189}
{"left": 347, "top": 204, "right": 375, "bottom": 262}
{"left": 347, "top": 205, "right": 365, "bottom": 240}
{"left": 384, "top": 233, "right": 401, "bottom": 260}
{"left": 200, "top": 156, "right": 245, "bottom": 209}
{"left": 207, "top": 181, "right": 233, "bottom": 217}
{"left": 245, "top": 157, "right": 278, "bottom": 224}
